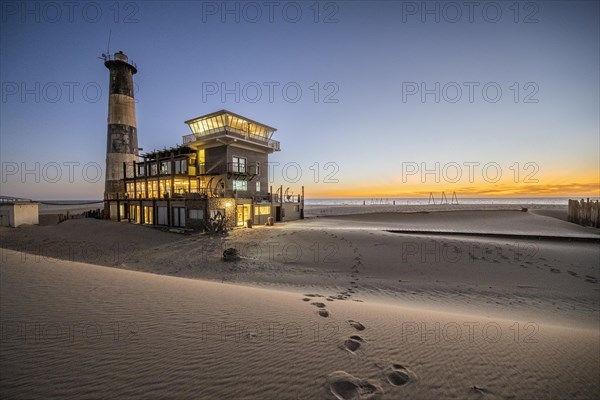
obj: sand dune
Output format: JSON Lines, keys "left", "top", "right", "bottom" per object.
{"left": 303, "top": 203, "right": 568, "bottom": 218}
{"left": 314, "top": 209, "right": 598, "bottom": 238}
{"left": 2, "top": 210, "right": 598, "bottom": 329}
{"left": 1, "top": 251, "right": 598, "bottom": 399}
{"left": 1, "top": 208, "right": 599, "bottom": 398}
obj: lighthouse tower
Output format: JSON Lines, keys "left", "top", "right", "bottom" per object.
{"left": 103, "top": 51, "right": 138, "bottom": 217}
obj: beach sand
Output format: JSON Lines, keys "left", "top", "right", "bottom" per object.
{"left": 1, "top": 206, "right": 599, "bottom": 399}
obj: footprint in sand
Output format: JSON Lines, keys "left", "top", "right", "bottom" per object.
{"left": 327, "top": 371, "right": 384, "bottom": 400}
{"left": 311, "top": 302, "right": 326, "bottom": 308}
{"left": 384, "top": 363, "right": 416, "bottom": 387}
{"left": 318, "top": 309, "right": 330, "bottom": 317}
{"left": 302, "top": 297, "right": 311, "bottom": 302}
{"left": 348, "top": 320, "right": 365, "bottom": 331}
{"left": 567, "top": 270, "right": 578, "bottom": 277}
{"left": 341, "top": 336, "right": 363, "bottom": 353}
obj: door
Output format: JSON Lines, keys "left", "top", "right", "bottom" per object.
{"left": 173, "top": 207, "right": 186, "bottom": 227}
{"left": 144, "top": 206, "right": 153, "bottom": 225}
{"left": 157, "top": 206, "right": 168, "bottom": 225}
{"left": 236, "top": 204, "right": 251, "bottom": 227}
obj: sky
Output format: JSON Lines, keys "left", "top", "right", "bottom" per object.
{"left": 1, "top": 0, "right": 599, "bottom": 200}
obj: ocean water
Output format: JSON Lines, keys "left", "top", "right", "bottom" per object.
{"left": 38, "top": 200, "right": 104, "bottom": 213}
{"left": 303, "top": 197, "right": 595, "bottom": 206}
{"left": 34, "top": 197, "right": 598, "bottom": 209}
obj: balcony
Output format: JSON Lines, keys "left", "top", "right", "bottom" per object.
{"left": 227, "top": 162, "right": 260, "bottom": 176}
{"left": 183, "top": 127, "right": 280, "bottom": 151}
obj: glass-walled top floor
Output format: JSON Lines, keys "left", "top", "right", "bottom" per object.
{"left": 185, "top": 110, "right": 276, "bottom": 139}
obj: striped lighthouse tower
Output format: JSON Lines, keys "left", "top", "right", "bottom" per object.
{"left": 103, "top": 51, "right": 138, "bottom": 218}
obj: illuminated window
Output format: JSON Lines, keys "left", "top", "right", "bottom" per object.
{"left": 159, "top": 181, "right": 169, "bottom": 197}
{"left": 144, "top": 206, "right": 153, "bottom": 224}
{"left": 189, "top": 180, "right": 198, "bottom": 193}
{"left": 136, "top": 182, "right": 146, "bottom": 198}
{"left": 199, "top": 177, "right": 209, "bottom": 193}
{"left": 232, "top": 156, "right": 246, "bottom": 173}
{"left": 256, "top": 206, "right": 271, "bottom": 215}
{"left": 160, "top": 161, "right": 171, "bottom": 175}
{"left": 233, "top": 180, "right": 247, "bottom": 191}
{"left": 197, "top": 149, "right": 205, "bottom": 174}
{"left": 149, "top": 181, "right": 158, "bottom": 198}
{"left": 126, "top": 183, "right": 135, "bottom": 198}
{"left": 186, "top": 112, "right": 275, "bottom": 140}
{"left": 174, "top": 179, "right": 189, "bottom": 194}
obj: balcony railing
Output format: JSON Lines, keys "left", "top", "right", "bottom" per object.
{"left": 183, "top": 128, "right": 280, "bottom": 151}
{"left": 182, "top": 134, "right": 196, "bottom": 144}
{"left": 227, "top": 162, "right": 260, "bottom": 175}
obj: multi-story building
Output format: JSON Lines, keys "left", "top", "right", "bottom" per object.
{"left": 116, "top": 110, "right": 304, "bottom": 229}
{"left": 102, "top": 52, "right": 303, "bottom": 229}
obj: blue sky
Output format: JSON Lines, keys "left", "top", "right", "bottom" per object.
{"left": 1, "top": 1, "right": 598, "bottom": 199}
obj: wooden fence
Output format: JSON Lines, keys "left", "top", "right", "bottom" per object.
{"left": 568, "top": 199, "right": 600, "bottom": 228}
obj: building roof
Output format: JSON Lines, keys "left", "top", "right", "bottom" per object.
{"left": 140, "top": 145, "right": 194, "bottom": 159}
{"left": 184, "top": 109, "right": 277, "bottom": 136}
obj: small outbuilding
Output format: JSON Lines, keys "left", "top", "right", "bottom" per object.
{"left": 0, "top": 199, "right": 39, "bottom": 227}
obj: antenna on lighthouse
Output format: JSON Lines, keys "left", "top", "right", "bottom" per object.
{"left": 99, "top": 30, "right": 112, "bottom": 61}
{"left": 106, "top": 30, "right": 112, "bottom": 56}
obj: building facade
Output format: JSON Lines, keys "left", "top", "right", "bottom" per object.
{"left": 102, "top": 53, "right": 303, "bottom": 229}
{"left": 105, "top": 109, "right": 304, "bottom": 229}
{"left": 0, "top": 198, "right": 39, "bottom": 227}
